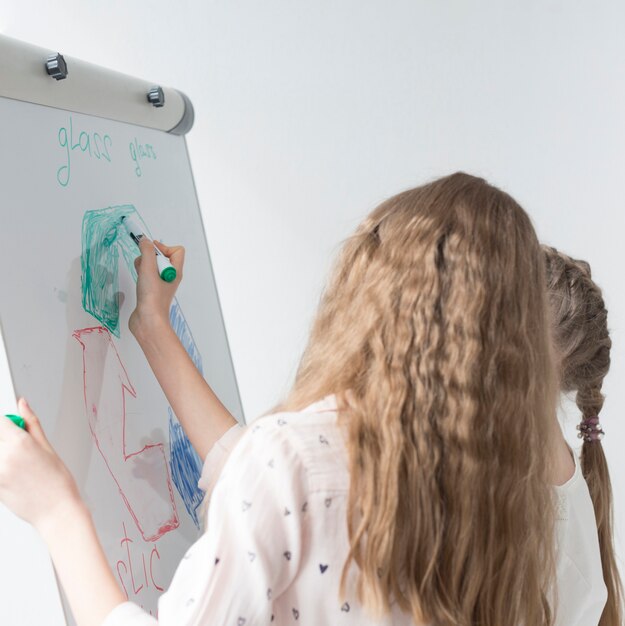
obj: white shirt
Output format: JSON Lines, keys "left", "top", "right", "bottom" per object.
{"left": 102, "top": 396, "right": 607, "bottom": 626}
{"left": 552, "top": 439, "right": 608, "bottom": 625}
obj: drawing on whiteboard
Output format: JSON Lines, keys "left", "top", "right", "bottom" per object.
{"left": 169, "top": 300, "right": 204, "bottom": 374}
{"left": 167, "top": 300, "right": 206, "bottom": 527}
{"left": 81, "top": 205, "right": 142, "bottom": 337}
{"left": 81, "top": 205, "right": 207, "bottom": 528}
{"left": 168, "top": 408, "right": 204, "bottom": 527}
{"left": 73, "top": 326, "right": 180, "bottom": 541}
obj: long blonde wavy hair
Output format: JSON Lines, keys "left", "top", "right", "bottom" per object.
{"left": 278, "top": 173, "right": 560, "bottom": 625}
{"left": 544, "top": 245, "right": 623, "bottom": 626}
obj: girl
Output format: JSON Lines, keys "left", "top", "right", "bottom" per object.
{"left": 190, "top": 243, "right": 624, "bottom": 626}
{"left": 194, "top": 244, "right": 624, "bottom": 626}
{"left": 543, "top": 245, "right": 622, "bottom": 626}
{"left": 0, "top": 173, "right": 618, "bottom": 625}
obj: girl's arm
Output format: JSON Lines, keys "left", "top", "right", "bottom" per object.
{"left": 130, "top": 238, "right": 238, "bottom": 461}
{"left": 131, "top": 314, "right": 236, "bottom": 461}
{"left": 39, "top": 497, "right": 129, "bottom": 626}
{"left": 0, "top": 400, "right": 129, "bottom": 626}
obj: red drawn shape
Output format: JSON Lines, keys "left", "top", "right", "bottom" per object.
{"left": 73, "top": 326, "right": 179, "bottom": 541}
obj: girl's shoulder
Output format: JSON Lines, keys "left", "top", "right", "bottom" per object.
{"left": 245, "top": 394, "right": 342, "bottom": 444}
{"left": 230, "top": 395, "right": 349, "bottom": 492}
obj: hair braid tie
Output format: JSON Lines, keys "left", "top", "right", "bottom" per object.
{"left": 576, "top": 416, "right": 605, "bottom": 442}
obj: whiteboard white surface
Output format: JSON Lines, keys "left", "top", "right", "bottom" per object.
{"left": 0, "top": 94, "right": 242, "bottom": 623}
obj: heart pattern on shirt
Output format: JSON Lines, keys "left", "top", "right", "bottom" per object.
{"left": 193, "top": 404, "right": 360, "bottom": 624}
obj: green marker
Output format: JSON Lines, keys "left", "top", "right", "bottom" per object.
{"left": 121, "top": 215, "right": 177, "bottom": 282}
{"left": 5, "top": 414, "right": 25, "bottom": 429}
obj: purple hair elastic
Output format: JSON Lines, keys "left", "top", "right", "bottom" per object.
{"left": 576, "top": 416, "right": 605, "bottom": 442}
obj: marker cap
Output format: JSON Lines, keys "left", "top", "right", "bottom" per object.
{"left": 5, "top": 414, "right": 25, "bottom": 429}
{"left": 156, "top": 255, "right": 177, "bottom": 282}
{"left": 160, "top": 266, "right": 177, "bottom": 282}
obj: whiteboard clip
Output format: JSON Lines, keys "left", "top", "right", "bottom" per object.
{"left": 147, "top": 86, "right": 165, "bottom": 108}
{"left": 45, "top": 53, "right": 68, "bottom": 80}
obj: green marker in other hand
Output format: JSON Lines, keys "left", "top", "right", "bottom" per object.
{"left": 5, "top": 414, "right": 25, "bottom": 429}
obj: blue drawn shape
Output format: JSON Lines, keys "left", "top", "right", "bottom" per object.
{"left": 168, "top": 407, "right": 204, "bottom": 528}
{"left": 167, "top": 299, "right": 207, "bottom": 528}
{"left": 169, "top": 300, "right": 203, "bottom": 374}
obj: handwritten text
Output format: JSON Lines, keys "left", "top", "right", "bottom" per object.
{"left": 129, "top": 138, "right": 157, "bottom": 177}
{"left": 56, "top": 116, "right": 112, "bottom": 187}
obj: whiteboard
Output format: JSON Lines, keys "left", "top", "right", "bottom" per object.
{"left": 0, "top": 92, "right": 243, "bottom": 623}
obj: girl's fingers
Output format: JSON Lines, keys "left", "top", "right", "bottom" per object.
{"left": 138, "top": 237, "right": 159, "bottom": 275}
{"left": 170, "top": 246, "right": 185, "bottom": 277}
{"left": 18, "top": 398, "right": 52, "bottom": 451}
{"left": 153, "top": 240, "right": 183, "bottom": 258}
{"left": 134, "top": 239, "right": 185, "bottom": 282}
{"left": 152, "top": 240, "right": 175, "bottom": 255}
{"left": 0, "top": 412, "right": 19, "bottom": 442}
{"left": 153, "top": 241, "right": 185, "bottom": 276}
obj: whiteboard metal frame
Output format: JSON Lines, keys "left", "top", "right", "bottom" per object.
{"left": 0, "top": 34, "right": 193, "bottom": 134}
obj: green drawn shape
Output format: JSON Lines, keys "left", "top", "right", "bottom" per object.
{"left": 81, "top": 205, "right": 152, "bottom": 337}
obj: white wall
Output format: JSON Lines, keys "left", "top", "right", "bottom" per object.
{"left": 1, "top": 0, "right": 623, "bottom": 621}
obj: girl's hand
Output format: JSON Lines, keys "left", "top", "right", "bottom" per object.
{"left": 129, "top": 238, "right": 185, "bottom": 338}
{"left": 0, "top": 398, "right": 81, "bottom": 532}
